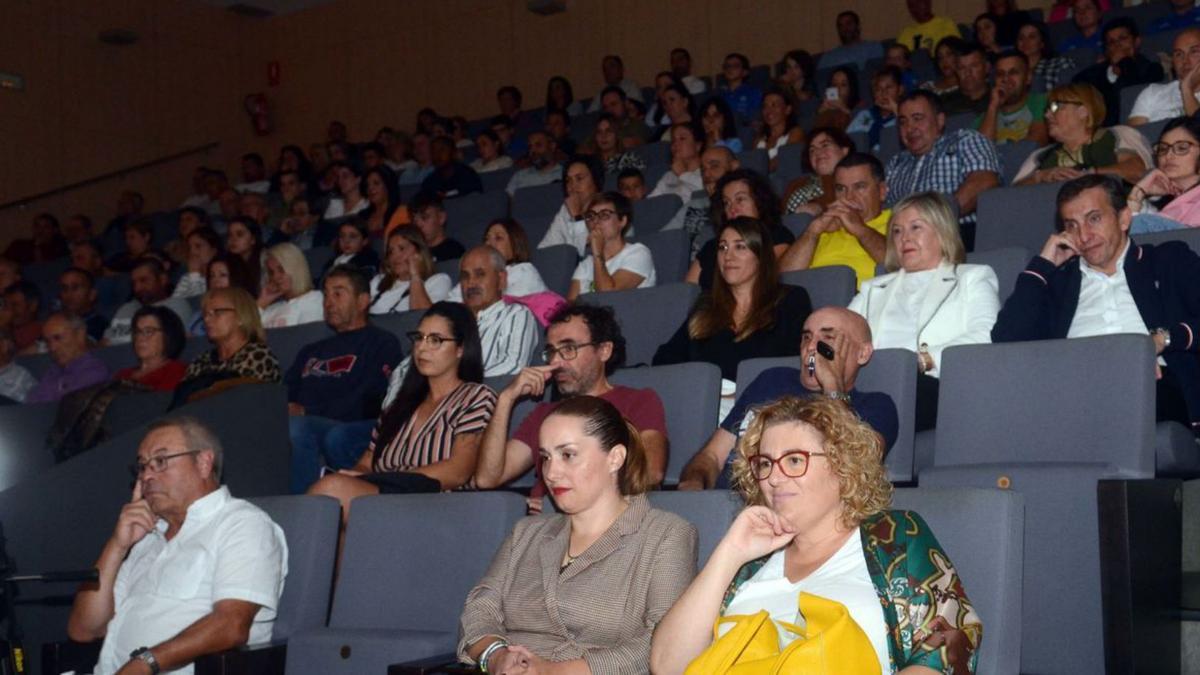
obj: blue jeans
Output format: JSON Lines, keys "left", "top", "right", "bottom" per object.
{"left": 1131, "top": 213, "right": 1185, "bottom": 234}
{"left": 288, "top": 416, "right": 376, "bottom": 493}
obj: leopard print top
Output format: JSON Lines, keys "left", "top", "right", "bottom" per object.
{"left": 183, "top": 340, "right": 281, "bottom": 383}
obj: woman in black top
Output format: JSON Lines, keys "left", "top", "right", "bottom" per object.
{"left": 685, "top": 169, "right": 795, "bottom": 289}
{"left": 654, "top": 217, "right": 810, "bottom": 383}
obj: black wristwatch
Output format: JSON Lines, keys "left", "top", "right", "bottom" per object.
{"left": 130, "top": 647, "right": 160, "bottom": 674}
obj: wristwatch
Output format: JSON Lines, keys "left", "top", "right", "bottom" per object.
{"left": 826, "top": 390, "right": 852, "bottom": 404}
{"left": 130, "top": 647, "right": 160, "bottom": 674}
{"left": 1156, "top": 327, "right": 1172, "bottom": 350}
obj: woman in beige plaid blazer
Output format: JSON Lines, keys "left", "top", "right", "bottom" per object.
{"left": 458, "top": 395, "right": 698, "bottom": 674}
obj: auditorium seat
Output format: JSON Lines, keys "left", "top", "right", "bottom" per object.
{"left": 0, "top": 401, "right": 59, "bottom": 491}
{"left": 529, "top": 244, "right": 577, "bottom": 296}
{"left": 630, "top": 141, "right": 670, "bottom": 167}
{"left": 579, "top": 283, "right": 699, "bottom": 367}
{"left": 920, "top": 335, "right": 1159, "bottom": 673}
{"left": 610, "top": 361, "right": 722, "bottom": 485}
{"left": 284, "top": 492, "right": 528, "bottom": 674}
{"left": 782, "top": 212, "right": 813, "bottom": 239}
{"left": 1135, "top": 224, "right": 1200, "bottom": 255}
{"left": 772, "top": 142, "right": 806, "bottom": 181}
{"left": 779, "top": 265, "right": 856, "bottom": 309}
{"left": 433, "top": 257, "right": 460, "bottom": 279}
{"left": 966, "top": 245, "right": 1030, "bottom": 299}
{"left": 478, "top": 166, "right": 517, "bottom": 193}
{"left": 890, "top": 487, "right": 1025, "bottom": 675}
{"left": 512, "top": 183, "right": 563, "bottom": 222}
{"left": 975, "top": 181, "right": 1064, "bottom": 253}
{"left": 266, "top": 321, "right": 335, "bottom": 374}
{"left": 646, "top": 490, "right": 741, "bottom": 565}
{"left": 633, "top": 228, "right": 689, "bottom": 284}
{"left": 632, "top": 193, "right": 683, "bottom": 233}
{"left": 734, "top": 348, "right": 918, "bottom": 483}
{"left": 1120, "top": 82, "right": 1152, "bottom": 124}
{"left": 444, "top": 190, "right": 509, "bottom": 245}
{"left": 736, "top": 148, "right": 769, "bottom": 176}
{"left": 995, "top": 139, "right": 1037, "bottom": 186}
{"left": 305, "top": 246, "right": 335, "bottom": 282}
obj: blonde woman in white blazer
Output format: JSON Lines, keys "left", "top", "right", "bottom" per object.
{"left": 848, "top": 192, "right": 1000, "bottom": 431}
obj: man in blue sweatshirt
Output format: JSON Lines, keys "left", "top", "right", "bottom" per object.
{"left": 286, "top": 265, "right": 404, "bottom": 493}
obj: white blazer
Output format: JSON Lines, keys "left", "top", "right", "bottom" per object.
{"left": 848, "top": 261, "right": 1000, "bottom": 377}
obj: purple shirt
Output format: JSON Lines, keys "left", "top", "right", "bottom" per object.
{"left": 26, "top": 352, "right": 110, "bottom": 404}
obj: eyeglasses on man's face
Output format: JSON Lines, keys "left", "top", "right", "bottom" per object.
{"left": 129, "top": 450, "right": 202, "bottom": 478}
{"left": 541, "top": 341, "right": 597, "bottom": 363}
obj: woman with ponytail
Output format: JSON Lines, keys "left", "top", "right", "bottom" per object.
{"left": 458, "top": 395, "right": 698, "bottom": 674}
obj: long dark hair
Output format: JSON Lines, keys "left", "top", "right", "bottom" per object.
{"left": 546, "top": 75, "right": 576, "bottom": 112}
{"left": 224, "top": 217, "right": 263, "bottom": 294}
{"left": 689, "top": 217, "right": 784, "bottom": 341}
{"left": 710, "top": 168, "right": 783, "bottom": 235}
{"left": 701, "top": 96, "right": 740, "bottom": 143}
{"left": 373, "top": 302, "right": 484, "bottom": 449}
{"left": 207, "top": 252, "right": 259, "bottom": 297}
{"left": 364, "top": 165, "right": 401, "bottom": 225}
{"left": 131, "top": 304, "right": 187, "bottom": 360}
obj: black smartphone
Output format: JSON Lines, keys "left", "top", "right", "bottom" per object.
{"left": 816, "top": 340, "right": 835, "bottom": 360}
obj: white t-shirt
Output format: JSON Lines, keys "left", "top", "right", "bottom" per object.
{"left": 104, "top": 297, "right": 194, "bottom": 345}
{"left": 1130, "top": 81, "right": 1199, "bottom": 123}
{"left": 322, "top": 197, "right": 369, "bottom": 221}
{"left": 470, "top": 156, "right": 514, "bottom": 174}
{"left": 369, "top": 273, "right": 453, "bottom": 314}
{"left": 260, "top": 289, "right": 324, "bottom": 328}
{"left": 94, "top": 486, "right": 287, "bottom": 675}
{"left": 572, "top": 242, "right": 657, "bottom": 294}
{"left": 649, "top": 168, "right": 703, "bottom": 202}
{"left": 538, "top": 204, "right": 590, "bottom": 257}
{"left": 447, "top": 262, "right": 548, "bottom": 301}
{"left": 722, "top": 530, "right": 890, "bottom": 674}
{"left": 235, "top": 180, "right": 270, "bottom": 195}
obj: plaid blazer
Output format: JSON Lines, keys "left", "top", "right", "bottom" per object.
{"left": 458, "top": 495, "right": 698, "bottom": 673}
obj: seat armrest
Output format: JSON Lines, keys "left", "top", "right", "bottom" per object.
{"left": 388, "top": 652, "right": 475, "bottom": 675}
{"left": 42, "top": 639, "right": 102, "bottom": 675}
{"left": 194, "top": 641, "right": 287, "bottom": 675}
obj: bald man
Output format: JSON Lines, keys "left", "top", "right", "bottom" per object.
{"left": 26, "top": 313, "right": 110, "bottom": 404}
{"left": 678, "top": 306, "right": 899, "bottom": 490}
{"left": 1128, "top": 28, "right": 1200, "bottom": 125}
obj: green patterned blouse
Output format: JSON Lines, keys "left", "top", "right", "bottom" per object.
{"left": 720, "top": 510, "right": 982, "bottom": 674}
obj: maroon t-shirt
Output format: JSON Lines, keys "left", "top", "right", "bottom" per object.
{"left": 514, "top": 385, "right": 667, "bottom": 497}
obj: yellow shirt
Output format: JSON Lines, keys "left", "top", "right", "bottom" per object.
{"left": 810, "top": 208, "right": 891, "bottom": 289}
{"left": 896, "top": 16, "right": 961, "bottom": 54}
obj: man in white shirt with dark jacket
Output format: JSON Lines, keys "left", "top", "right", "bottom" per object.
{"left": 993, "top": 174, "right": 1200, "bottom": 430}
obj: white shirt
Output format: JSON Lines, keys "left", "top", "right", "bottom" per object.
{"left": 871, "top": 268, "right": 939, "bottom": 351}
{"left": 538, "top": 204, "right": 589, "bottom": 257}
{"left": 369, "top": 273, "right": 453, "bottom": 314}
{"left": 104, "top": 298, "right": 195, "bottom": 345}
{"left": 0, "top": 361, "right": 36, "bottom": 402}
{"left": 448, "top": 262, "right": 548, "bottom": 301}
{"left": 722, "top": 530, "right": 890, "bottom": 675}
{"left": 470, "top": 156, "right": 514, "bottom": 174}
{"left": 260, "top": 289, "right": 324, "bottom": 328}
{"left": 756, "top": 134, "right": 790, "bottom": 160}
{"left": 383, "top": 299, "right": 539, "bottom": 407}
{"left": 648, "top": 168, "right": 703, "bottom": 203}
{"left": 1130, "top": 80, "right": 1200, "bottom": 123}
{"left": 235, "top": 180, "right": 270, "bottom": 195}
{"left": 505, "top": 164, "right": 563, "bottom": 196}
{"left": 1068, "top": 240, "right": 1151, "bottom": 340}
{"left": 572, "top": 242, "right": 657, "bottom": 294}
{"left": 94, "top": 486, "right": 287, "bottom": 675}
{"left": 682, "top": 75, "right": 707, "bottom": 95}
{"left": 171, "top": 272, "right": 207, "bottom": 300}
{"left": 322, "top": 197, "right": 369, "bottom": 221}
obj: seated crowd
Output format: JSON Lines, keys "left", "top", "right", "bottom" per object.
{"left": 9, "top": 1, "right": 1200, "bottom": 671}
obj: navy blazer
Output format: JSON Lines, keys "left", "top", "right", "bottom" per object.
{"left": 992, "top": 239, "right": 1200, "bottom": 421}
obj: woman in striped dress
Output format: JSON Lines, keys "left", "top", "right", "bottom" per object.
{"left": 308, "top": 301, "right": 497, "bottom": 527}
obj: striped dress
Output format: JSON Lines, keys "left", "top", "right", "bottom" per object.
{"left": 368, "top": 381, "right": 496, "bottom": 476}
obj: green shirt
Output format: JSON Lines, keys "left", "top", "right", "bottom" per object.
{"left": 974, "top": 93, "right": 1047, "bottom": 144}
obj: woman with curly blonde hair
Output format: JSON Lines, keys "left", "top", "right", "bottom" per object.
{"left": 652, "top": 396, "right": 983, "bottom": 675}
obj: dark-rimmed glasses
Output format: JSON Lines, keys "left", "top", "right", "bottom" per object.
{"left": 129, "top": 450, "right": 202, "bottom": 478}
{"left": 542, "top": 342, "right": 597, "bottom": 363}
{"left": 407, "top": 331, "right": 459, "bottom": 348}
{"left": 1153, "top": 141, "right": 1198, "bottom": 157}
{"left": 747, "top": 450, "right": 827, "bottom": 480}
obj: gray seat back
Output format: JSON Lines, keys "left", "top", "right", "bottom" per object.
{"left": 891, "top": 487, "right": 1025, "bottom": 675}
{"left": 632, "top": 193, "right": 683, "bottom": 233}
{"left": 249, "top": 495, "right": 341, "bottom": 639}
{"left": 646, "top": 490, "right": 742, "bottom": 565}
{"left": 579, "top": 282, "right": 699, "bottom": 367}
{"left": 266, "top": 321, "right": 334, "bottom": 375}
{"left": 966, "top": 246, "right": 1030, "bottom": 300}
{"left": 610, "top": 362, "right": 722, "bottom": 485}
{"left": 445, "top": 190, "right": 510, "bottom": 245}
{"left": 530, "top": 244, "right": 577, "bottom": 296}
{"left": 975, "top": 181, "right": 1065, "bottom": 253}
{"left": 633, "top": 228, "right": 689, "bottom": 284}
{"left": 0, "top": 401, "right": 59, "bottom": 492}
{"left": 330, "top": 492, "right": 528, "bottom": 630}
{"left": 779, "top": 266, "right": 856, "bottom": 309}
{"left": 935, "top": 335, "right": 1157, "bottom": 477}
{"left": 512, "top": 183, "right": 564, "bottom": 222}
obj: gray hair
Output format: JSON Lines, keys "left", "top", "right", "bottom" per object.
{"left": 48, "top": 312, "right": 87, "bottom": 333}
{"left": 146, "top": 416, "right": 225, "bottom": 480}
{"left": 464, "top": 245, "right": 507, "bottom": 273}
